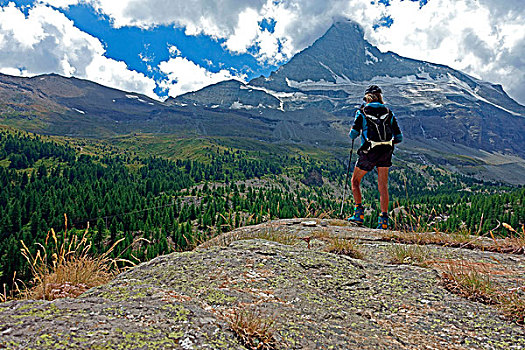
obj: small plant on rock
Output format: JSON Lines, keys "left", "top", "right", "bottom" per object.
{"left": 20, "top": 214, "right": 137, "bottom": 300}
{"left": 499, "top": 292, "right": 525, "bottom": 325}
{"left": 387, "top": 245, "right": 431, "bottom": 267}
{"left": 440, "top": 261, "right": 496, "bottom": 304}
{"left": 324, "top": 237, "right": 364, "bottom": 259}
{"left": 439, "top": 260, "right": 524, "bottom": 324}
{"left": 226, "top": 308, "right": 277, "bottom": 350}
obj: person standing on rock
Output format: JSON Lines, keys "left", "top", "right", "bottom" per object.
{"left": 347, "top": 85, "right": 403, "bottom": 229}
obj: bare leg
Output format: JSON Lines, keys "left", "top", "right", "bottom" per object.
{"left": 377, "top": 167, "right": 389, "bottom": 213}
{"left": 351, "top": 167, "right": 368, "bottom": 205}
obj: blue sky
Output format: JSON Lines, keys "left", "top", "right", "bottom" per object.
{"left": 62, "top": 3, "right": 276, "bottom": 97}
{"left": 0, "top": 0, "right": 524, "bottom": 104}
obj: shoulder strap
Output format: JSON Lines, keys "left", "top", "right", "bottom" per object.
{"left": 378, "top": 108, "right": 391, "bottom": 121}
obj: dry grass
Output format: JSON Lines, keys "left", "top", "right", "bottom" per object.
{"left": 327, "top": 219, "right": 353, "bottom": 227}
{"left": 250, "top": 229, "right": 298, "bottom": 246}
{"left": 387, "top": 245, "right": 431, "bottom": 267}
{"left": 324, "top": 237, "right": 364, "bottom": 259}
{"left": 440, "top": 261, "right": 497, "bottom": 304}
{"left": 0, "top": 284, "right": 7, "bottom": 303}
{"left": 19, "top": 214, "right": 137, "bottom": 300}
{"left": 199, "top": 224, "right": 297, "bottom": 249}
{"left": 311, "top": 229, "right": 331, "bottom": 240}
{"left": 225, "top": 308, "right": 277, "bottom": 350}
{"left": 486, "top": 223, "right": 525, "bottom": 254}
{"left": 380, "top": 223, "right": 525, "bottom": 256}
{"left": 381, "top": 230, "right": 470, "bottom": 247}
{"left": 499, "top": 293, "right": 525, "bottom": 325}
{"left": 438, "top": 260, "right": 524, "bottom": 324}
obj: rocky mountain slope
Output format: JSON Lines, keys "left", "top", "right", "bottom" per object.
{"left": 1, "top": 220, "right": 524, "bottom": 349}
{"left": 174, "top": 20, "right": 525, "bottom": 184}
{"left": 1, "top": 20, "right": 524, "bottom": 183}
{"left": 176, "top": 20, "right": 525, "bottom": 158}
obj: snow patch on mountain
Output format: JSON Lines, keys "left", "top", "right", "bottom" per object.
{"left": 231, "top": 101, "right": 265, "bottom": 110}
{"left": 318, "top": 62, "right": 353, "bottom": 84}
{"left": 245, "top": 83, "right": 307, "bottom": 111}
{"left": 365, "top": 48, "right": 379, "bottom": 65}
{"left": 446, "top": 74, "right": 520, "bottom": 116}
{"left": 72, "top": 108, "right": 85, "bottom": 114}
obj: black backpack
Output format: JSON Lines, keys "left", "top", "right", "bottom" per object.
{"left": 361, "top": 105, "right": 393, "bottom": 143}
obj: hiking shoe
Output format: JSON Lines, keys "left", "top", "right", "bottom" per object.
{"left": 376, "top": 214, "right": 389, "bottom": 230}
{"left": 347, "top": 205, "right": 364, "bottom": 225}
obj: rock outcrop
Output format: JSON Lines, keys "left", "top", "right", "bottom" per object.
{"left": 1, "top": 220, "right": 524, "bottom": 349}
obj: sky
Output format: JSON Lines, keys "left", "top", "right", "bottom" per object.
{"left": 0, "top": 0, "right": 524, "bottom": 104}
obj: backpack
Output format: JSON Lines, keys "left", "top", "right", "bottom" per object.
{"left": 361, "top": 105, "right": 393, "bottom": 143}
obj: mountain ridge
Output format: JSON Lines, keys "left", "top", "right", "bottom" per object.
{"left": 0, "top": 19, "right": 524, "bottom": 184}
{"left": 174, "top": 19, "right": 525, "bottom": 163}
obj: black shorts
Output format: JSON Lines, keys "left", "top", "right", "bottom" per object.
{"left": 356, "top": 145, "right": 393, "bottom": 172}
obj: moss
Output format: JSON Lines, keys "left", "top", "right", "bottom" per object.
{"left": 97, "top": 285, "right": 154, "bottom": 302}
{"left": 205, "top": 289, "right": 237, "bottom": 305}
{"left": 1, "top": 341, "right": 21, "bottom": 349}
{"left": 109, "top": 328, "right": 181, "bottom": 350}
{"left": 12, "top": 303, "right": 61, "bottom": 320}
{"left": 35, "top": 333, "right": 72, "bottom": 349}
{"left": 161, "top": 303, "right": 189, "bottom": 322}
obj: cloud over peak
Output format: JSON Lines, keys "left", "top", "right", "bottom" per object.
{"left": 3, "top": 0, "right": 525, "bottom": 103}
{"left": 0, "top": 2, "right": 157, "bottom": 97}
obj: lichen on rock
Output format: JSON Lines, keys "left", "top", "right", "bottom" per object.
{"left": 1, "top": 220, "right": 524, "bottom": 349}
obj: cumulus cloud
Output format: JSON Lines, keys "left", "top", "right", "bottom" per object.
{"left": 46, "top": 0, "right": 524, "bottom": 103}
{"left": 11, "top": 1, "right": 525, "bottom": 103}
{"left": 158, "top": 56, "right": 243, "bottom": 97}
{"left": 0, "top": 2, "right": 157, "bottom": 98}
{"left": 369, "top": 0, "right": 525, "bottom": 104}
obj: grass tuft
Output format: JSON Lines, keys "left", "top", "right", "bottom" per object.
{"left": 324, "top": 237, "right": 364, "bottom": 259}
{"left": 327, "top": 219, "right": 353, "bottom": 227}
{"left": 489, "top": 223, "right": 525, "bottom": 254}
{"left": 225, "top": 308, "right": 277, "bottom": 350}
{"left": 438, "top": 260, "right": 524, "bottom": 324}
{"left": 199, "top": 224, "right": 297, "bottom": 249}
{"left": 440, "top": 261, "right": 496, "bottom": 304}
{"left": 19, "top": 214, "right": 137, "bottom": 301}
{"left": 499, "top": 292, "right": 525, "bottom": 325}
{"left": 387, "top": 245, "right": 431, "bottom": 267}
{"left": 380, "top": 227, "right": 525, "bottom": 256}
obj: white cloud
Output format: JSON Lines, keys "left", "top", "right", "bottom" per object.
{"left": 8, "top": 1, "right": 525, "bottom": 104}
{"left": 224, "top": 8, "right": 260, "bottom": 54}
{"left": 39, "top": 0, "right": 80, "bottom": 7}
{"left": 0, "top": 2, "right": 157, "bottom": 98}
{"left": 158, "top": 56, "right": 243, "bottom": 97}
{"left": 54, "top": 0, "right": 524, "bottom": 104}
{"left": 167, "top": 44, "right": 181, "bottom": 57}
{"left": 86, "top": 55, "right": 156, "bottom": 95}
{"left": 368, "top": 0, "right": 525, "bottom": 104}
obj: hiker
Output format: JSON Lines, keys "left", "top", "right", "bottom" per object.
{"left": 347, "top": 85, "right": 403, "bottom": 229}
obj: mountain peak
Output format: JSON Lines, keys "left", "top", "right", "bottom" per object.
{"left": 328, "top": 17, "right": 365, "bottom": 38}
{"left": 249, "top": 18, "right": 378, "bottom": 89}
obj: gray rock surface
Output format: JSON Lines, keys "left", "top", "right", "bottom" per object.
{"left": 1, "top": 220, "right": 524, "bottom": 349}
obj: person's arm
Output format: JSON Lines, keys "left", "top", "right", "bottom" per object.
{"left": 391, "top": 113, "right": 403, "bottom": 144}
{"left": 349, "top": 110, "right": 363, "bottom": 140}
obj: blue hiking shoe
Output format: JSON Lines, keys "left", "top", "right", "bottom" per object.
{"left": 347, "top": 205, "right": 364, "bottom": 225}
{"left": 376, "top": 214, "right": 389, "bottom": 230}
